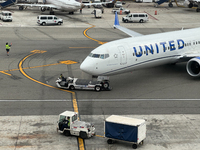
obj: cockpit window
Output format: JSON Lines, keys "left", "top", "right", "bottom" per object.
{"left": 89, "top": 53, "right": 93, "bottom": 57}
{"left": 88, "top": 53, "right": 109, "bottom": 59}
{"left": 92, "top": 54, "right": 100, "bottom": 58}
{"left": 100, "top": 54, "right": 104, "bottom": 59}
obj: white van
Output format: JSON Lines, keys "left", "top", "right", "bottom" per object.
{"left": 122, "top": 13, "right": 148, "bottom": 23}
{"left": 0, "top": 11, "right": 12, "bottom": 22}
{"left": 37, "top": 15, "right": 63, "bottom": 26}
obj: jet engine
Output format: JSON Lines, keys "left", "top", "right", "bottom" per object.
{"left": 41, "top": 7, "right": 46, "bottom": 12}
{"left": 186, "top": 57, "right": 200, "bottom": 77}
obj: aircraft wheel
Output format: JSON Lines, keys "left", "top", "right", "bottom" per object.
{"left": 19, "top": 6, "right": 24, "bottom": 10}
{"left": 168, "top": 3, "right": 173, "bottom": 7}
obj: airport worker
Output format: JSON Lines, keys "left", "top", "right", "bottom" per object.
{"left": 67, "top": 117, "right": 70, "bottom": 128}
{"left": 60, "top": 74, "right": 66, "bottom": 81}
{"left": 6, "top": 42, "right": 12, "bottom": 56}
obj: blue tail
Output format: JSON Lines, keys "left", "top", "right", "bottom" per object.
{"left": 114, "top": 12, "right": 119, "bottom": 26}
{"left": 0, "top": 0, "right": 16, "bottom": 8}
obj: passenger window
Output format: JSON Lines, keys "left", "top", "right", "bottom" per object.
{"left": 129, "top": 14, "right": 132, "bottom": 17}
{"left": 133, "top": 15, "right": 138, "bottom": 17}
{"left": 139, "top": 14, "right": 145, "bottom": 17}
{"left": 54, "top": 17, "right": 57, "bottom": 20}
{"left": 48, "top": 17, "right": 53, "bottom": 19}
{"left": 9, "top": 13, "right": 11, "bottom": 16}
{"left": 41, "top": 17, "right": 47, "bottom": 20}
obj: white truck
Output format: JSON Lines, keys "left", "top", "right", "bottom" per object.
{"left": 57, "top": 111, "right": 96, "bottom": 139}
{"left": 56, "top": 76, "right": 111, "bottom": 92}
{"left": 112, "top": 7, "right": 130, "bottom": 14}
{"left": 105, "top": 115, "right": 146, "bottom": 149}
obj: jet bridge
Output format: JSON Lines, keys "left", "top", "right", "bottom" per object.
{"left": 0, "top": 0, "right": 16, "bottom": 9}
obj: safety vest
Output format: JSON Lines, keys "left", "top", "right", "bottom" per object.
{"left": 68, "top": 119, "right": 70, "bottom": 127}
{"left": 6, "top": 44, "right": 10, "bottom": 49}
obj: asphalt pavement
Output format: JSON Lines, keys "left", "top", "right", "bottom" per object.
{"left": 0, "top": 2, "right": 200, "bottom": 150}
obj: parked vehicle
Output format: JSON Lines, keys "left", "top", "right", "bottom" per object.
{"left": 105, "top": 115, "right": 146, "bottom": 149}
{"left": 92, "top": 0, "right": 102, "bottom": 8}
{"left": 115, "top": 1, "right": 122, "bottom": 8}
{"left": 0, "top": 11, "right": 12, "bottom": 22}
{"left": 37, "top": 15, "right": 63, "bottom": 26}
{"left": 122, "top": 13, "right": 148, "bottom": 23}
{"left": 57, "top": 110, "right": 96, "bottom": 139}
{"left": 112, "top": 7, "right": 130, "bottom": 14}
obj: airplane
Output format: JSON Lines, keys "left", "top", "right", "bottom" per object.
{"left": 16, "top": 0, "right": 110, "bottom": 15}
{"left": 183, "top": 0, "right": 200, "bottom": 12}
{"left": 80, "top": 12, "right": 200, "bottom": 79}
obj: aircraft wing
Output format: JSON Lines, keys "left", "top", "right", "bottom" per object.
{"left": 113, "top": 12, "right": 143, "bottom": 37}
{"left": 83, "top": 1, "right": 112, "bottom": 6}
{"left": 16, "top": 3, "right": 58, "bottom": 9}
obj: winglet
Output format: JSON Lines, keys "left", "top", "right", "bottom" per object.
{"left": 114, "top": 11, "right": 119, "bottom": 26}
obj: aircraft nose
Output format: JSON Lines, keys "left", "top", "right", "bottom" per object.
{"left": 80, "top": 59, "right": 94, "bottom": 75}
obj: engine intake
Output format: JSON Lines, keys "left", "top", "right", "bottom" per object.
{"left": 186, "top": 57, "right": 200, "bottom": 77}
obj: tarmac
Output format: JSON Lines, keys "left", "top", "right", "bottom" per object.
{"left": 1, "top": 1, "right": 200, "bottom": 150}
{"left": 1, "top": 114, "right": 200, "bottom": 150}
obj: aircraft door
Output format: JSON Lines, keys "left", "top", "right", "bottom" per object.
{"left": 118, "top": 46, "right": 127, "bottom": 65}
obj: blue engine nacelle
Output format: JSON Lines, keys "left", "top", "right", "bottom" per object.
{"left": 186, "top": 57, "right": 200, "bottom": 77}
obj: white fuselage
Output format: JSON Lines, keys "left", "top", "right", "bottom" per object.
{"left": 80, "top": 28, "right": 200, "bottom": 76}
{"left": 48, "top": 0, "right": 82, "bottom": 12}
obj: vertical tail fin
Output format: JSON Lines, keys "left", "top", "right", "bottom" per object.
{"left": 114, "top": 11, "right": 119, "bottom": 26}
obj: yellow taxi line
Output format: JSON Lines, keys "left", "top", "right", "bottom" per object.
{"left": 83, "top": 24, "right": 107, "bottom": 45}
{"left": 18, "top": 51, "right": 84, "bottom": 150}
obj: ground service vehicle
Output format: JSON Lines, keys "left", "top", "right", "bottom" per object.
{"left": 0, "top": 11, "right": 12, "bottom": 22}
{"left": 56, "top": 76, "right": 111, "bottom": 91}
{"left": 91, "top": 9, "right": 102, "bottom": 18}
{"left": 112, "top": 7, "right": 130, "bottom": 14}
{"left": 57, "top": 111, "right": 96, "bottom": 139}
{"left": 105, "top": 115, "right": 146, "bottom": 149}
{"left": 102, "top": 0, "right": 114, "bottom": 7}
{"left": 37, "top": 15, "right": 63, "bottom": 26}
{"left": 115, "top": 1, "right": 122, "bottom": 8}
{"left": 122, "top": 13, "right": 148, "bottom": 23}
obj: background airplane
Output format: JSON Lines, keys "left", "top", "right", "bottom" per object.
{"left": 80, "top": 12, "right": 200, "bottom": 78}
{"left": 16, "top": 0, "right": 111, "bottom": 14}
